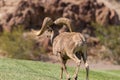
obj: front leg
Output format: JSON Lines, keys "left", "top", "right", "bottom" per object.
{"left": 58, "top": 54, "right": 70, "bottom": 80}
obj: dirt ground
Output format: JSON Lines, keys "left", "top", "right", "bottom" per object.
{"left": 44, "top": 55, "right": 120, "bottom": 70}
{"left": 67, "top": 60, "right": 120, "bottom": 70}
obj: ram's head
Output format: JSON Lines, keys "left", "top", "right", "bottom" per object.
{"left": 32, "top": 17, "right": 74, "bottom": 37}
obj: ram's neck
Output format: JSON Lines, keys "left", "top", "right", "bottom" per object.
{"left": 51, "top": 30, "right": 59, "bottom": 44}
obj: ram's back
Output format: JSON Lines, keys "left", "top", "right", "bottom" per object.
{"left": 52, "top": 32, "right": 86, "bottom": 56}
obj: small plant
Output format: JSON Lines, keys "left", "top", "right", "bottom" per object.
{"left": 0, "top": 27, "right": 45, "bottom": 60}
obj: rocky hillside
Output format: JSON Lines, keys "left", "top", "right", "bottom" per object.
{"left": 0, "top": 0, "right": 119, "bottom": 32}
{"left": 98, "top": 0, "right": 120, "bottom": 19}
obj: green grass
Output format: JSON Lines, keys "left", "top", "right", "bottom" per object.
{"left": 0, "top": 58, "right": 120, "bottom": 80}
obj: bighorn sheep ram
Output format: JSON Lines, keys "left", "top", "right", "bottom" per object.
{"left": 33, "top": 17, "right": 89, "bottom": 80}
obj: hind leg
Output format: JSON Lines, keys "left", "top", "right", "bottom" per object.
{"left": 82, "top": 52, "right": 89, "bottom": 80}
{"left": 67, "top": 52, "right": 81, "bottom": 80}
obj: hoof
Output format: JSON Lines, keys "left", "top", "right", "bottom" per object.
{"left": 73, "top": 76, "right": 78, "bottom": 80}
{"left": 67, "top": 78, "right": 71, "bottom": 80}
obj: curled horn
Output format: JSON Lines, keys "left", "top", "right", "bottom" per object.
{"left": 54, "top": 17, "right": 74, "bottom": 32}
{"left": 33, "top": 17, "right": 53, "bottom": 36}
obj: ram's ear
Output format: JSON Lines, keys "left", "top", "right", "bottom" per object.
{"left": 46, "top": 27, "right": 52, "bottom": 32}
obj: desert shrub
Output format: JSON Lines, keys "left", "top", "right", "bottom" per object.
{"left": 92, "top": 23, "right": 120, "bottom": 64}
{"left": 0, "top": 27, "right": 46, "bottom": 60}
